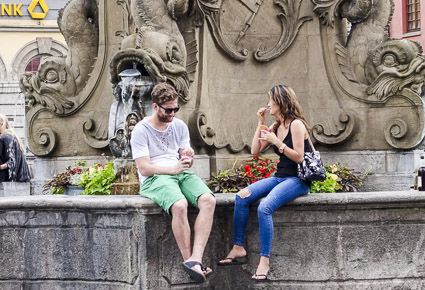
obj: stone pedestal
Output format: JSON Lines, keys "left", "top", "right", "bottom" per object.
{"left": 0, "top": 182, "right": 30, "bottom": 197}
{"left": 110, "top": 158, "right": 139, "bottom": 195}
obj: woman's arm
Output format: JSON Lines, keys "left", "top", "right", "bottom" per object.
{"left": 251, "top": 108, "right": 272, "bottom": 154}
{"left": 280, "top": 120, "right": 306, "bottom": 163}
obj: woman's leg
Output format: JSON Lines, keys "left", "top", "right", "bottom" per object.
{"left": 253, "top": 177, "right": 309, "bottom": 278}
{"left": 233, "top": 177, "right": 280, "bottom": 246}
{"left": 218, "top": 177, "right": 279, "bottom": 264}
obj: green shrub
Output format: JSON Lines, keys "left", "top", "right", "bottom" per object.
{"left": 79, "top": 162, "right": 115, "bottom": 195}
{"left": 310, "top": 163, "right": 370, "bottom": 193}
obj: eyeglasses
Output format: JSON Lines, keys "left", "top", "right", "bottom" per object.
{"left": 156, "top": 103, "right": 180, "bottom": 114}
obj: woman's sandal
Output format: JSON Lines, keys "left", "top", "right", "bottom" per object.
{"left": 217, "top": 257, "right": 247, "bottom": 266}
{"left": 251, "top": 273, "right": 269, "bottom": 282}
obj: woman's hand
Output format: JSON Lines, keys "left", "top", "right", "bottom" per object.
{"left": 257, "top": 107, "right": 267, "bottom": 124}
{"left": 259, "top": 130, "right": 279, "bottom": 145}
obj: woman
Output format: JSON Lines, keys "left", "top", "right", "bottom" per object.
{"left": 0, "top": 113, "right": 31, "bottom": 182}
{"left": 217, "top": 85, "right": 311, "bottom": 281}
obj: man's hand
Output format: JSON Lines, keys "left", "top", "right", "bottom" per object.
{"left": 181, "top": 147, "right": 194, "bottom": 158}
{"left": 175, "top": 156, "right": 192, "bottom": 174}
{"left": 180, "top": 147, "right": 194, "bottom": 167}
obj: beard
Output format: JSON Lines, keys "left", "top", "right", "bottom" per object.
{"left": 157, "top": 112, "right": 174, "bottom": 123}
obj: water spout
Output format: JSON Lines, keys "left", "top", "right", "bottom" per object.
{"left": 108, "top": 69, "right": 154, "bottom": 158}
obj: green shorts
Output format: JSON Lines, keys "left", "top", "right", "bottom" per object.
{"left": 140, "top": 171, "right": 213, "bottom": 214}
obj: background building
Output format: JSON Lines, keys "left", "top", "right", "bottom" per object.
{"left": 0, "top": 0, "right": 67, "bottom": 150}
{"left": 390, "top": 0, "right": 425, "bottom": 48}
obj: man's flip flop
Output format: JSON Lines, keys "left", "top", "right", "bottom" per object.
{"left": 251, "top": 273, "right": 269, "bottom": 282}
{"left": 182, "top": 261, "right": 206, "bottom": 283}
{"left": 217, "top": 257, "right": 247, "bottom": 266}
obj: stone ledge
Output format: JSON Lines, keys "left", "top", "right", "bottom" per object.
{"left": 0, "top": 190, "right": 424, "bottom": 211}
{"left": 1, "top": 191, "right": 425, "bottom": 289}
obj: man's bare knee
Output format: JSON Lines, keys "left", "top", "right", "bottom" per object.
{"left": 198, "top": 193, "right": 216, "bottom": 210}
{"left": 237, "top": 188, "right": 251, "bottom": 199}
{"left": 170, "top": 199, "right": 188, "bottom": 216}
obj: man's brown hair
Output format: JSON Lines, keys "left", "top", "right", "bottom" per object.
{"left": 151, "top": 83, "right": 179, "bottom": 105}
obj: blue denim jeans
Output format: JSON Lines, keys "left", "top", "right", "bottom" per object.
{"left": 233, "top": 176, "right": 310, "bottom": 257}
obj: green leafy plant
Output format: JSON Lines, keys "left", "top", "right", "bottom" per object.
{"left": 310, "top": 171, "right": 340, "bottom": 193}
{"left": 79, "top": 162, "right": 115, "bottom": 195}
{"left": 207, "top": 168, "right": 250, "bottom": 193}
{"left": 310, "top": 163, "right": 370, "bottom": 193}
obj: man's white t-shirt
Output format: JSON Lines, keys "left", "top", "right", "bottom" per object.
{"left": 130, "top": 117, "right": 190, "bottom": 184}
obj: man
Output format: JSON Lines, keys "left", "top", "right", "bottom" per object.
{"left": 130, "top": 82, "right": 216, "bottom": 283}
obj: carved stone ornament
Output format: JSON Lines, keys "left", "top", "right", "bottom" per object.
{"left": 195, "top": 0, "right": 312, "bottom": 62}
{"left": 312, "top": 112, "right": 355, "bottom": 146}
{"left": 310, "top": 0, "right": 425, "bottom": 148}
{"left": 188, "top": 111, "right": 216, "bottom": 147}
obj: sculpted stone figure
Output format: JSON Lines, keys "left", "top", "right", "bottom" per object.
{"left": 311, "top": 0, "right": 425, "bottom": 149}
{"left": 108, "top": 0, "right": 191, "bottom": 157}
{"left": 109, "top": 0, "right": 190, "bottom": 101}
{"left": 19, "top": 0, "right": 99, "bottom": 114}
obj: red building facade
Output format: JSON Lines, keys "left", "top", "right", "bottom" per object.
{"left": 390, "top": 0, "right": 425, "bottom": 49}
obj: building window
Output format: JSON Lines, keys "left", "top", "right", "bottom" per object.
{"left": 407, "top": 0, "right": 421, "bottom": 32}
{"left": 25, "top": 57, "right": 41, "bottom": 73}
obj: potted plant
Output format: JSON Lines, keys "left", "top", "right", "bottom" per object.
{"left": 43, "top": 159, "right": 86, "bottom": 195}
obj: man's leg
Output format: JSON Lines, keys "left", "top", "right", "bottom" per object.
{"left": 170, "top": 198, "right": 192, "bottom": 261}
{"left": 187, "top": 193, "right": 216, "bottom": 263}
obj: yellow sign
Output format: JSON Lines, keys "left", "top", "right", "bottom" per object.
{"left": 28, "top": 0, "right": 49, "bottom": 19}
{"left": 1, "top": 4, "right": 23, "bottom": 16}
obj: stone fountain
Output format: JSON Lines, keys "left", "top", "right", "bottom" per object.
{"left": 18, "top": 0, "right": 425, "bottom": 193}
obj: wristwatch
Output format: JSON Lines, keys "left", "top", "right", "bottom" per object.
{"left": 279, "top": 143, "right": 286, "bottom": 153}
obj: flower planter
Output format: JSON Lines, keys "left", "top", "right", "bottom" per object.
{"left": 64, "top": 186, "right": 84, "bottom": 196}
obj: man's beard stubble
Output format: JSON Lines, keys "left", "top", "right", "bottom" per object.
{"left": 158, "top": 112, "right": 174, "bottom": 123}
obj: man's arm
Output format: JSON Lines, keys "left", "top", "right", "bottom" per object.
{"left": 134, "top": 155, "right": 191, "bottom": 177}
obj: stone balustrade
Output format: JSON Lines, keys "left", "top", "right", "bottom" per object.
{"left": 1, "top": 191, "right": 425, "bottom": 289}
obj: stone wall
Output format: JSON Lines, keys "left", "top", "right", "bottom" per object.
{"left": 1, "top": 191, "right": 425, "bottom": 289}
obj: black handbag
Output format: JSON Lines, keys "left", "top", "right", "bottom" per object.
{"left": 297, "top": 135, "right": 326, "bottom": 182}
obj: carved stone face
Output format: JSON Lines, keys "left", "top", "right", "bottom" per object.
{"left": 37, "top": 56, "right": 77, "bottom": 99}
